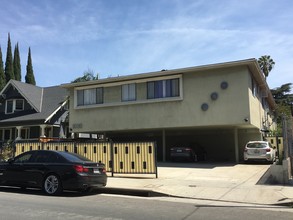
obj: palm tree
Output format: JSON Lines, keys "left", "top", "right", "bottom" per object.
{"left": 258, "top": 55, "right": 275, "bottom": 79}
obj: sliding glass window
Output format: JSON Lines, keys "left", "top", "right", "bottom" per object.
{"left": 77, "top": 88, "right": 103, "bottom": 106}
{"left": 147, "top": 78, "right": 179, "bottom": 99}
{"left": 122, "top": 83, "right": 136, "bottom": 101}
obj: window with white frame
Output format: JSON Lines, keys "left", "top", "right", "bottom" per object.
{"left": 5, "top": 99, "right": 24, "bottom": 114}
{"left": 122, "top": 83, "right": 136, "bottom": 101}
{"left": 147, "top": 78, "right": 179, "bottom": 99}
{"left": 77, "top": 88, "right": 103, "bottom": 106}
{"left": 15, "top": 99, "right": 24, "bottom": 111}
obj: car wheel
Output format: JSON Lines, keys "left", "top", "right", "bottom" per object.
{"left": 43, "top": 174, "right": 63, "bottom": 195}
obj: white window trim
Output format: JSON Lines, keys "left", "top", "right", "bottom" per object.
{"left": 74, "top": 75, "right": 183, "bottom": 109}
{"left": 5, "top": 99, "right": 24, "bottom": 114}
{"left": 15, "top": 99, "right": 24, "bottom": 111}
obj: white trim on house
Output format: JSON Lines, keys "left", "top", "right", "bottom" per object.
{"left": 73, "top": 74, "right": 184, "bottom": 109}
{"left": 44, "top": 100, "right": 68, "bottom": 123}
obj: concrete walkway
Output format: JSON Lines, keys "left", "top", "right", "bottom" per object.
{"left": 106, "top": 162, "right": 293, "bottom": 206}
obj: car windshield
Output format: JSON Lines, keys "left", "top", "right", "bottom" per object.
{"left": 247, "top": 143, "right": 268, "bottom": 148}
{"left": 57, "top": 151, "right": 92, "bottom": 162}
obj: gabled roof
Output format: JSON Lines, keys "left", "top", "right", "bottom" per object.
{"left": 1, "top": 80, "right": 43, "bottom": 112}
{"left": 0, "top": 80, "right": 68, "bottom": 125}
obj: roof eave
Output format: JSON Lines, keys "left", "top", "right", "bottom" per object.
{"left": 61, "top": 58, "right": 258, "bottom": 88}
{"left": 1, "top": 80, "right": 41, "bottom": 112}
{"left": 246, "top": 61, "right": 276, "bottom": 110}
{"left": 44, "top": 100, "right": 68, "bottom": 123}
{"left": 60, "top": 58, "right": 276, "bottom": 110}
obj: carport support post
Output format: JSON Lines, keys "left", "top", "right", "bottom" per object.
{"left": 162, "top": 129, "right": 166, "bottom": 162}
{"left": 234, "top": 128, "right": 239, "bottom": 163}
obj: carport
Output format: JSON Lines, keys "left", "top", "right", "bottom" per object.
{"left": 104, "top": 125, "right": 262, "bottom": 163}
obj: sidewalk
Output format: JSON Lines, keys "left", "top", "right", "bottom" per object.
{"left": 105, "top": 162, "right": 293, "bottom": 206}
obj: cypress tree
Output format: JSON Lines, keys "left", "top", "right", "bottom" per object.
{"left": 4, "top": 33, "right": 14, "bottom": 83}
{"left": 13, "top": 43, "right": 21, "bottom": 81}
{"left": 0, "top": 46, "right": 5, "bottom": 91}
{"left": 25, "top": 47, "right": 36, "bottom": 85}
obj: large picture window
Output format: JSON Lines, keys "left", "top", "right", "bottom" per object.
{"left": 122, "top": 83, "right": 136, "bottom": 101}
{"left": 147, "top": 78, "right": 179, "bottom": 99}
{"left": 77, "top": 88, "right": 103, "bottom": 106}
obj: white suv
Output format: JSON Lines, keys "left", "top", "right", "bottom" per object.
{"left": 244, "top": 141, "right": 276, "bottom": 163}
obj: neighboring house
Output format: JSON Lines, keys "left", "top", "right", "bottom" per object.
{"left": 62, "top": 58, "right": 276, "bottom": 163}
{"left": 0, "top": 80, "right": 69, "bottom": 146}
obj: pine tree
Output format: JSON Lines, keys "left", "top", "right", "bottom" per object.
{"left": 13, "top": 43, "right": 21, "bottom": 81}
{"left": 25, "top": 47, "right": 36, "bottom": 85}
{"left": 4, "top": 33, "right": 14, "bottom": 83}
{"left": 0, "top": 46, "right": 6, "bottom": 91}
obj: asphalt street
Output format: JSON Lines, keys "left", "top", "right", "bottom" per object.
{"left": 0, "top": 188, "right": 293, "bottom": 220}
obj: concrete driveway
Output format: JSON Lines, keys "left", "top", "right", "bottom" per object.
{"left": 106, "top": 162, "right": 293, "bottom": 205}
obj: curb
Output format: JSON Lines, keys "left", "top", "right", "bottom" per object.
{"left": 96, "top": 187, "right": 293, "bottom": 208}
{"left": 95, "top": 187, "right": 168, "bottom": 197}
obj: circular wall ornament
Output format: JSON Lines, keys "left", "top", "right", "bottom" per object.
{"left": 201, "top": 103, "right": 209, "bottom": 111}
{"left": 221, "top": 81, "right": 228, "bottom": 90}
{"left": 211, "top": 92, "right": 218, "bottom": 100}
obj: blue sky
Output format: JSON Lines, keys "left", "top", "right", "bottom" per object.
{"left": 0, "top": 0, "right": 292, "bottom": 89}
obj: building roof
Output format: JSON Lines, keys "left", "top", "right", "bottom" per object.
{"left": 2, "top": 80, "right": 43, "bottom": 112}
{"left": 0, "top": 80, "right": 68, "bottom": 125}
{"left": 61, "top": 58, "right": 276, "bottom": 110}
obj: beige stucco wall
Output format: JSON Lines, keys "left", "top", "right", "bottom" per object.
{"left": 68, "top": 66, "right": 258, "bottom": 133}
{"left": 248, "top": 83, "right": 265, "bottom": 129}
{"left": 248, "top": 78, "right": 275, "bottom": 133}
{"left": 104, "top": 85, "right": 120, "bottom": 103}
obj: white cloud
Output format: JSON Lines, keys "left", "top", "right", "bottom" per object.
{"left": 0, "top": 0, "right": 292, "bottom": 88}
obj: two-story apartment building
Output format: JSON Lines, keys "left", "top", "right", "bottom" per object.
{"left": 0, "top": 80, "right": 69, "bottom": 146}
{"left": 62, "top": 59, "right": 276, "bottom": 163}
